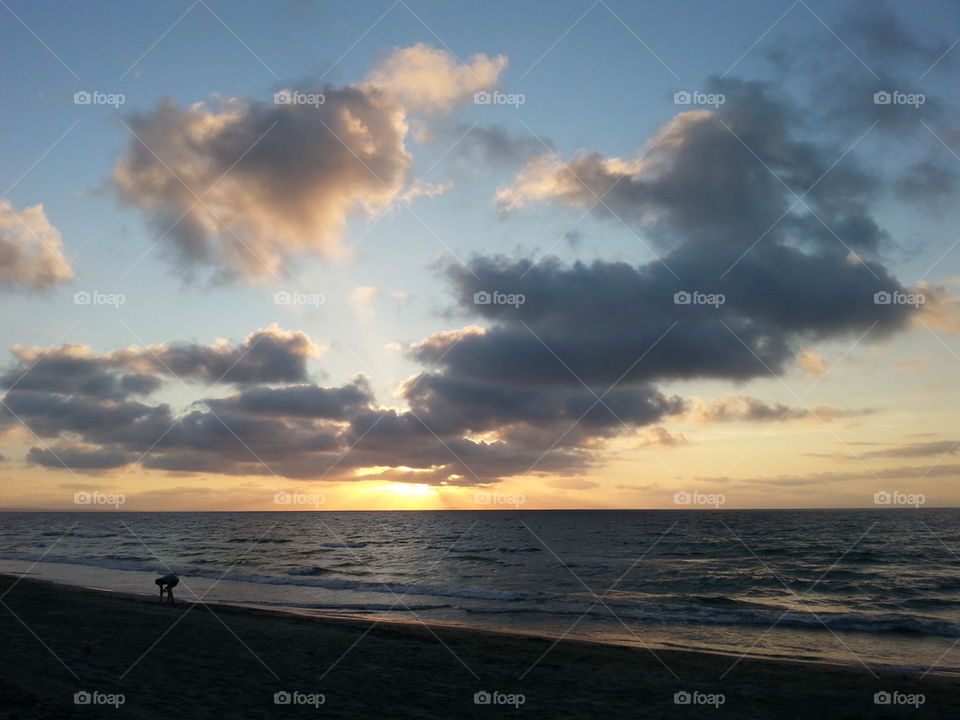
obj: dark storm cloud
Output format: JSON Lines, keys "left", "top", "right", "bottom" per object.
{"left": 408, "top": 51, "right": 938, "bottom": 458}
{"left": 1, "top": 334, "right": 597, "bottom": 482}
{"left": 403, "top": 369, "right": 683, "bottom": 437}
{"left": 1, "top": 326, "right": 319, "bottom": 404}
{"left": 114, "top": 325, "right": 320, "bottom": 385}
{"left": 27, "top": 446, "right": 135, "bottom": 471}
{"left": 412, "top": 254, "right": 911, "bottom": 390}
{"left": 499, "top": 77, "right": 890, "bottom": 258}
{"left": 0, "top": 347, "right": 161, "bottom": 400}
{"left": 204, "top": 378, "right": 373, "bottom": 419}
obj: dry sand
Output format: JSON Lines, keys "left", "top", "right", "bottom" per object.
{"left": 0, "top": 574, "right": 954, "bottom": 718}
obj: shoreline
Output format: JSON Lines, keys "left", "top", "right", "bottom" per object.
{"left": 7, "top": 569, "right": 959, "bottom": 680}
{"left": 1, "top": 573, "right": 956, "bottom": 718}
{"left": 5, "top": 571, "right": 956, "bottom": 681}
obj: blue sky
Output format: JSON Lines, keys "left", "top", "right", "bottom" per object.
{"left": 2, "top": 0, "right": 960, "bottom": 509}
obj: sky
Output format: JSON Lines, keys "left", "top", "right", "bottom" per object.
{"left": 1, "top": 0, "right": 960, "bottom": 511}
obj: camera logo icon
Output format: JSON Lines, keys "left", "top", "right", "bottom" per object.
{"left": 474, "top": 290, "right": 492, "bottom": 305}
{"left": 873, "top": 291, "right": 891, "bottom": 304}
{"left": 274, "top": 691, "right": 292, "bottom": 705}
{"left": 874, "top": 491, "right": 891, "bottom": 505}
{"left": 674, "top": 691, "right": 692, "bottom": 704}
{"left": 74, "top": 691, "right": 92, "bottom": 705}
{"left": 673, "top": 491, "right": 692, "bottom": 505}
{"left": 673, "top": 91, "right": 692, "bottom": 105}
{"left": 673, "top": 290, "right": 691, "bottom": 304}
{"left": 474, "top": 91, "right": 492, "bottom": 105}
{"left": 274, "top": 90, "right": 292, "bottom": 105}
{"left": 73, "top": 91, "right": 91, "bottom": 105}
{"left": 474, "top": 691, "right": 491, "bottom": 705}
{"left": 873, "top": 91, "right": 892, "bottom": 105}
{"left": 73, "top": 291, "right": 91, "bottom": 305}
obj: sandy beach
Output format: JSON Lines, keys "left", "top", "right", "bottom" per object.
{"left": 0, "top": 573, "right": 954, "bottom": 719}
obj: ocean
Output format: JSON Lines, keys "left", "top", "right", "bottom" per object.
{"left": 1, "top": 509, "right": 958, "bottom": 675}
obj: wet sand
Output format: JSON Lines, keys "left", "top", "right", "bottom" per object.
{"left": 0, "top": 574, "right": 954, "bottom": 718}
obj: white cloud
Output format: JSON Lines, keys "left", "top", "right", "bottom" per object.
{"left": 0, "top": 200, "right": 73, "bottom": 292}
{"left": 363, "top": 43, "right": 507, "bottom": 114}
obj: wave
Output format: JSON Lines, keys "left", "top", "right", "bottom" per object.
{"left": 449, "top": 547, "right": 494, "bottom": 553}
{"left": 0, "top": 552, "right": 537, "bottom": 602}
{"left": 497, "top": 547, "right": 542, "bottom": 553}
{"left": 465, "top": 600, "right": 960, "bottom": 638}
{"left": 445, "top": 555, "right": 505, "bottom": 564}
{"left": 287, "top": 567, "right": 333, "bottom": 576}
{"left": 321, "top": 542, "right": 366, "bottom": 548}
{"left": 236, "top": 600, "right": 453, "bottom": 613}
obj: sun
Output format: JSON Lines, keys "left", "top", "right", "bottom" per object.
{"left": 376, "top": 483, "right": 436, "bottom": 497}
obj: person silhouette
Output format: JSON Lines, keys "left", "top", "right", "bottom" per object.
{"left": 155, "top": 573, "right": 179, "bottom": 605}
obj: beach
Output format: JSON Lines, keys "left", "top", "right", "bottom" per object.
{"left": 1, "top": 574, "right": 954, "bottom": 719}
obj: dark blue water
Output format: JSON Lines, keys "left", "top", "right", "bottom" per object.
{"left": 1, "top": 509, "right": 958, "bottom": 673}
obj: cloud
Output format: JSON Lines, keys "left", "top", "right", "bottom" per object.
{"left": 859, "top": 440, "right": 959, "bottom": 459}
{"left": 363, "top": 43, "right": 507, "bottom": 114}
{"left": 797, "top": 349, "right": 827, "bottom": 378}
{"left": 117, "top": 325, "right": 321, "bottom": 385}
{"left": 0, "top": 200, "right": 73, "bottom": 292}
{"left": 0, "top": 344, "right": 162, "bottom": 400}
{"left": 112, "top": 45, "right": 505, "bottom": 281}
{"left": 635, "top": 425, "right": 688, "bottom": 448}
{"left": 916, "top": 283, "right": 960, "bottom": 333}
{"left": 763, "top": 2, "right": 960, "bottom": 207}
{"left": 398, "top": 179, "right": 453, "bottom": 203}
{"left": 686, "top": 395, "right": 873, "bottom": 424}
{"left": 424, "top": 252, "right": 910, "bottom": 391}
{"left": 496, "top": 79, "right": 890, "bottom": 260}
{"left": 27, "top": 445, "right": 134, "bottom": 471}
{"left": 698, "top": 463, "right": 960, "bottom": 488}
{"left": 0, "top": 331, "right": 595, "bottom": 484}
{"left": 397, "top": 71, "right": 920, "bottom": 466}
{"left": 203, "top": 378, "right": 373, "bottom": 420}
{"left": 2, "top": 325, "right": 320, "bottom": 394}
{"left": 454, "top": 124, "right": 548, "bottom": 167}
{"left": 113, "top": 91, "right": 409, "bottom": 280}
{"left": 615, "top": 482, "right": 660, "bottom": 492}
{"left": 896, "top": 157, "right": 957, "bottom": 207}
